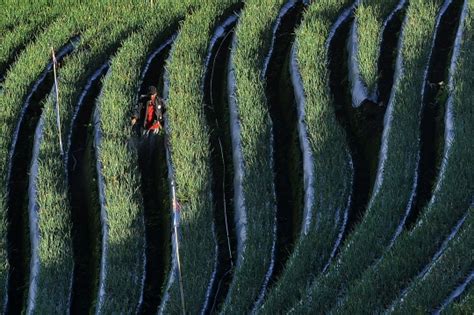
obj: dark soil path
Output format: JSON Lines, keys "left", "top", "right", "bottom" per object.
{"left": 407, "top": 0, "right": 465, "bottom": 228}
{"left": 68, "top": 63, "right": 108, "bottom": 315}
{"left": 331, "top": 4, "right": 406, "bottom": 232}
{"left": 202, "top": 14, "right": 239, "bottom": 313}
{"left": 136, "top": 38, "right": 174, "bottom": 315}
{"left": 264, "top": 0, "right": 306, "bottom": 286}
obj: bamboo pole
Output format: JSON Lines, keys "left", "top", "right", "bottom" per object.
{"left": 51, "top": 47, "right": 63, "bottom": 155}
{"left": 171, "top": 180, "right": 186, "bottom": 314}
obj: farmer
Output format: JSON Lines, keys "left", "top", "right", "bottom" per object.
{"left": 131, "top": 85, "right": 166, "bottom": 135}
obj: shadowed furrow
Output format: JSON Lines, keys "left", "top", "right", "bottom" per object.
{"left": 259, "top": 1, "right": 355, "bottom": 312}
{"left": 33, "top": 7, "right": 164, "bottom": 312}
{"left": 0, "top": 1, "right": 472, "bottom": 313}
{"left": 327, "top": 9, "right": 360, "bottom": 240}
{"left": 92, "top": 3, "right": 197, "bottom": 312}
{"left": 290, "top": 0, "right": 450, "bottom": 312}
{"left": 158, "top": 3, "right": 248, "bottom": 313}
{"left": 5, "top": 39, "right": 76, "bottom": 314}
{"left": 343, "top": 1, "right": 407, "bottom": 232}
{"left": 136, "top": 36, "right": 174, "bottom": 314}
{"left": 67, "top": 63, "right": 108, "bottom": 314}
{"left": 0, "top": 5, "right": 124, "bottom": 310}
{"left": 264, "top": 0, "right": 305, "bottom": 288}
{"left": 407, "top": 0, "right": 465, "bottom": 228}
{"left": 219, "top": 1, "right": 285, "bottom": 312}
{"left": 349, "top": 0, "right": 404, "bottom": 106}
{"left": 330, "top": 1, "right": 473, "bottom": 312}
{"left": 201, "top": 13, "right": 239, "bottom": 313}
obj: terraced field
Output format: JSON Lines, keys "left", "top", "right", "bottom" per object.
{"left": 0, "top": 0, "right": 472, "bottom": 313}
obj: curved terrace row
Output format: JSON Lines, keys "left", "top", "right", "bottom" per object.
{"left": 0, "top": 0, "right": 471, "bottom": 313}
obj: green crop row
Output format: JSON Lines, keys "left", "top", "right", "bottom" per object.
{"left": 0, "top": 3, "right": 149, "bottom": 312}
{"left": 289, "top": 0, "right": 448, "bottom": 313}
{"left": 218, "top": 0, "right": 282, "bottom": 313}
{"left": 1, "top": 0, "right": 472, "bottom": 313}
{"left": 391, "top": 211, "right": 472, "bottom": 314}
{"left": 33, "top": 4, "right": 160, "bottom": 312}
{"left": 0, "top": 1, "right": 60, "bottom": 35}
{"left": 92, "top": 1, "right": 217, "bottom": 313}
{"left": 0, "top": 5, "right": 88, "bottom": 310}
{"left": 353, "top": 0, "right": 401, "bottom": 95}
{"left": 89, "top": 1, "right": 201, "bottom": 312}
{"left": 0, "top": 1, "right": 183, "bottom": 312}
{"left": 155, "top": 2, "right": 244, "bottom": 313}
{"left": 443, "top": 285, "right": 474, "bottom": 314}
{"left": 0, "top": 9, "right": 63, "bottom": 82}
{"left": 327, "top": 1, "right": 474, "bottom": 311}
{"left": 259, "top": 0, "right": 355, "bottom": 312}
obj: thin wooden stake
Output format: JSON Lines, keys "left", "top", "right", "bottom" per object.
{"left": 51, "top": 47, "right": 63, "bottom": 155}
{"left": 171, "top": 180, "right": 186, "bottom": 315}
{"left": 210, "top": 28, "right": 235, "bottom": 266}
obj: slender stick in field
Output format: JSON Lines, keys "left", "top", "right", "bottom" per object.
{"left": 209, "top": 21, "right": 236, "bottom": 266}
{"left": 171, "top": 178, "right": 186, "bottom": 315}
{"left": 51, "top": 47, "right": 63, "bottom": 156}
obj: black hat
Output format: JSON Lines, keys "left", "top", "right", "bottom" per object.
{"left": 148, "top": 85, "right": 157, "bottom": 95}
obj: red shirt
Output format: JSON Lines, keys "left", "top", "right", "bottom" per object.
{"left": 145, "top": 96, "right": 160, "bottom": 130}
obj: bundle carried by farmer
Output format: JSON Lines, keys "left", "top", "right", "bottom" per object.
{"left": 131, "top": 85, "right": 166, "bottom": 135}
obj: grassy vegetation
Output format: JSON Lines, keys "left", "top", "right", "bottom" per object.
{"left": 443, "top": 285, "right": 474, "bottom": 314}
{"left": 0, "top": 7, "right": 64, "bottom": 81}
{"left": 0, "top": 6, "right": 85, "bottom": 310}
{"left": 199, "top": 12, "right": 239, "bottom": 313}
{"left": 156, "top": 2, "right": 252, "bottom": 313}
{"left": 56, "top": 3, "right": 201, "bottom": 311}
{"left": 262, "top": 0, "right": 306, "bottom": 279}
{"left": 0, "top": 1, "right": 61, "bottom": 34}
{"left": 326, "top": 2, "right": 474, "bottom": 311}
{"left": 215, "top": 0, "right": 282, "bottom": 313}
{"left": 354, "top": 0, "right": 401, "bottom": 94}
{"left": 259, "top": 0, "right": 357, "bottom": 312}
{"left": 34, "top": 5, "right": 154, "bottom": 312}
{"left": 288, "top": 0, "right": 450, "bottom": 313}
{"left": 390, "top": 211, "right": 472, "bottom": 314}
{"left": 0, "top": 1, "right": 193, "bottom": 312}
{"left": 90, "top": 1, "right": 200, "bottom": 312}
{"left": 1, "top": 0, "right": 473, "bottom": 313}
{"left": 1, "top": 3, "right": 157, "bottom": 312}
